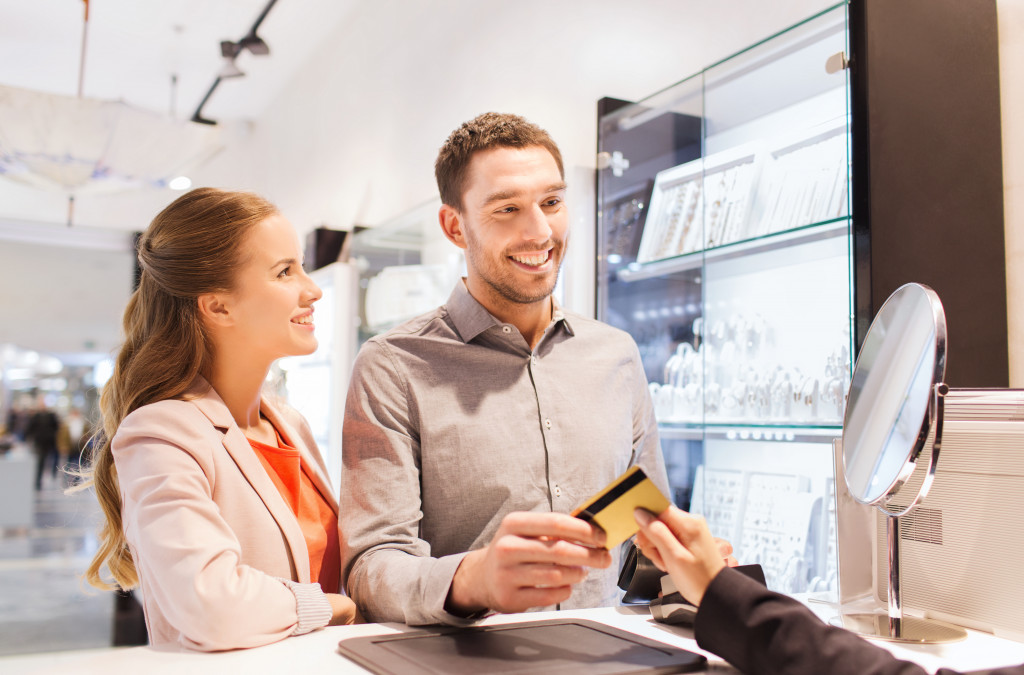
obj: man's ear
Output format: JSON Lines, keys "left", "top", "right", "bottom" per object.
{"left": 197, "top": 292, "right": 232, "bottom": 328}
{"left": 438, "top": 204, "right": 467, "bottom": 249}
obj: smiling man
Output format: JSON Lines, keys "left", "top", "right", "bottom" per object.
{"left": 339, "top": 112, "right": 669, "bottom": 625}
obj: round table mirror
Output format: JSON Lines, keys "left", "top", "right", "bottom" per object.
{"left": 835, "top": 282, "right": 966, "bottom": 643}
{"left": 842, "top": 283, "right": 946, "bottom": 507}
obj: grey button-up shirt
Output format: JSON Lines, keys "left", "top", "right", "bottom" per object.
{"left": 340, "top": 280, "right": 668, "bottom": 625}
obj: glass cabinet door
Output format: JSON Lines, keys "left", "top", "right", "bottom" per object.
{"left": 597, "top": 4, "right": 851, "bottom": 595}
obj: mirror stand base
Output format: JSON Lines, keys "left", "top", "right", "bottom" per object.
{"left": 830, "top": 612, "right": 968, "bottom": 644}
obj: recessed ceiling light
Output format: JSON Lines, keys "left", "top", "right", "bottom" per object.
{"left": 168, "top": 176, "right": 192, "bottom": 191}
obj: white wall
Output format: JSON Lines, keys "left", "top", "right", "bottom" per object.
{"left": 999, "top": 0, "right": 1024, "bottom": 385}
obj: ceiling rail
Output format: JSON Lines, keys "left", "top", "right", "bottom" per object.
{"left": 191, "top": 0, "right": 280, "bottom": 125}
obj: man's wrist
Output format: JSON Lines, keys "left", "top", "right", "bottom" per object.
{"left": 444, "top": 549, "right": 488, "bottom": 617}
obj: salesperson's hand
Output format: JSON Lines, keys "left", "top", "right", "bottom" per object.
{"left": 446, "top": 511, "right": 611, "bottom": 616}
{"left": 634, "top": 505, "right": 726, "bottom": 606}
{"left": 326, "top": 593, "right": 362, "bottom": 625}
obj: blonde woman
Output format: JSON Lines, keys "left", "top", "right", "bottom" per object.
{"left": 81, "top": 188, "right": 358, "bottom": 651}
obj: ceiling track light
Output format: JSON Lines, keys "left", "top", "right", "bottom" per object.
{"left": 218, "top": 58, "right": 245, "bottom": 79}
{"left": 191, "top": 0, "right": 280, "bottom": 125}
{"left": 220, "top": 39, "right": 240, "bottom": 59}
{"left": 238, "top": 33, "right": 270, "bottom": 56}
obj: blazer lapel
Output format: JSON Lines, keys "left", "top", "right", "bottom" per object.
{"left": 187, "top": 380, "right": 312, "bottom": 583}
{"left": 260, "top": 397, "right": 339, "bottom": 518}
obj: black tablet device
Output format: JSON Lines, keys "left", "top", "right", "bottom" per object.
{"left": 337, "top": 618, "right": 707, "bottom": 674}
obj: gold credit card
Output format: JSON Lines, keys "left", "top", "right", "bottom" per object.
{"left": 572, "top": 466, "right": 671, "bottom": 549}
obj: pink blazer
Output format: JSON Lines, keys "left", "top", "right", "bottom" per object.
{"left": 112, "top": 378, "right": 339, "bottom": 650}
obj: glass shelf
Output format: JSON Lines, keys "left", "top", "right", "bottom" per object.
{"left": 597, "top": 4, "right": 851, "bottom": 597}
{"left": 346, "top": 198, "right": 465, "bottom": 340}
{"left": 659, "top": 422, "right": 841, "bottom": 442}
{"left": 616, "top": 217, "right": 849, "bottom": 282}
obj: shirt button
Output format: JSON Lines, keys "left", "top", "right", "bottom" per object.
{"left": 501, "top": 326, "right": 512, "bottom": 334}
{"left": 554, "top": 485, "right": 563, "bottom": 497}
{"left": 544, "top": 419, "right": 552, "bottom": 429}
{"left": 531, "top": 355, "right": 538, "bottom": 365}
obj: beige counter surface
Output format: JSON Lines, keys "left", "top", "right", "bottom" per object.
{"left": 3, "top": 602, "right": 1024, "bottom": 674}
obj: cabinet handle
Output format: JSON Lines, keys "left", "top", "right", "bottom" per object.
{"left": 597, "top": 150, "right": 631, "bottom": 178}
{"left": 825, "top": 51, "right": 848, "bottom": 74}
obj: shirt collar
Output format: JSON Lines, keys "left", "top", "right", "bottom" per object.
{"left": 551, "top": 296, "right": 574, "bottom": 337}
{"left": 445, "top": 278, "right": 574, "bottom": 343}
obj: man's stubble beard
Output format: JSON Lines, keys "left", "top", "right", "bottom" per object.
{"left": 465, "top": 237, "right": 565, "bottom": 306}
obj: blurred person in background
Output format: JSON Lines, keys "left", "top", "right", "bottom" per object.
{"left": 25, "top": 398, "right": 60, "bottom": 490}
{"left": 5, "top": 398, "right": 31, "bottom": 442}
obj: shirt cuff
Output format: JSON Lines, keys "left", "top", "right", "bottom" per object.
{"left": 277, "top": 578, "right": 332, "bottom": 635}
{"left": 433, "top": 552, "right": 494, "bottom": 626}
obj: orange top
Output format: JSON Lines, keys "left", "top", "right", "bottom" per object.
{"left": 247, "top": 428, "right": 340, "bottom": 592}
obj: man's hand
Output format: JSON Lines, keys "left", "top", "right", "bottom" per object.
{"left": 446, "top": 511, "right": 611, "bottom": 616}
{"left": 634, "top": 505, "right": 727, "bottom": 606}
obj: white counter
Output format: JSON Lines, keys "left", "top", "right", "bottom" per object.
{"left": 3, "top": 603, "right": 1024, "bottom": 674}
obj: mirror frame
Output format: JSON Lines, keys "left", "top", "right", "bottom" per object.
{"left": 841, "top": 283, "right": 947, "bottom": 509}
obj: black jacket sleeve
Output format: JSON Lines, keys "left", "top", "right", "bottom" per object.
{"left": 693, "top": 567, "right": 1024, "bottom": 675}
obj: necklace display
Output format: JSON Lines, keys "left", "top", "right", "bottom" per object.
{"left": 636, "top": 123, "right": 847, "bottom": 264}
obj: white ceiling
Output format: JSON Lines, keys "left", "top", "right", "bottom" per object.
{"left": 0, "top": 0, "right": 358, "bottom": 121}
{"left": 0, "top": 0, "right": 359, "bottom": 362}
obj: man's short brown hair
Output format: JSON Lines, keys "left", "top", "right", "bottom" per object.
{"left": 434, "top": 112, "right": 565, "bottom": 210}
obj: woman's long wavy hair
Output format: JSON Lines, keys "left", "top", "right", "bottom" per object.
{"left": 80, "top": 187, "right": 278, "bottom": 590}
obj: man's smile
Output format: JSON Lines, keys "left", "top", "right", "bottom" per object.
{"left": 509, "top": 249, "right": 551, "bottom": 267}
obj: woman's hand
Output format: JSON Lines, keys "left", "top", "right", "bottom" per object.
{"left": 634, "top": 506, "right": 727, "bottom": 606}
{"left": 714, "top": 537, "right": 740, "bottom": 568}
{"left": 326, "top": 593, "right": 362, "bottom": 625}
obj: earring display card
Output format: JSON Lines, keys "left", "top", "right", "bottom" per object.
{"left": 691, "top": 464, "right": 835, "bottom": 595}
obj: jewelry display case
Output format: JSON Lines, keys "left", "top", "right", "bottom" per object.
{"left": 597, "top": 5, "right": 851, "bottom": 595}
{"left": 599, "top": 0, "right": 1007, "bottom": 599}
{"left": 346, "top": 199, "right": 465, "bottom": 345}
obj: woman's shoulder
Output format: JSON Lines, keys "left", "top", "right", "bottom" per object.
{"left": 121, "top": 396, "right": 206, "bottom": 423}
{"left": 264, "top": 396, "right": 310, "bottom": 431}
{"left": 115, "top": 397, "right": 221, "bottom": 447}
{"left": 260, "top": 393, "right": 322, "bottom": 455}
